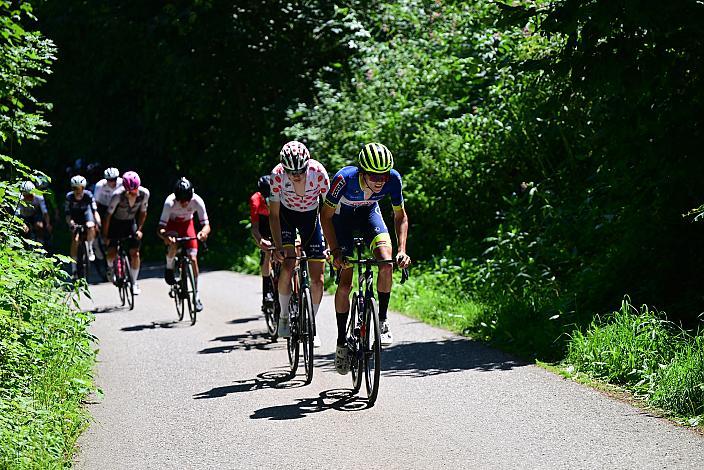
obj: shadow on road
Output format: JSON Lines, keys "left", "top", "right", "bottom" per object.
{"left": 227, "top": 316, "right": 261, "bottom": 325}
{"left": 250, "top": 389, "right": 369, "bottom": 420}
{"left": 120, "top": 321, "right": 181, "bottom": 332}
{"left": 193, "top": 370, "right": 305, "bottom": 399}
{"left": 86, "top": 305, "right": 126, "bottom": 315}
{"left": 315, "top": 338, "right": 526, "bottom": 378}
{"left": 198, "top": 330, "right": 282, "bottom": 354}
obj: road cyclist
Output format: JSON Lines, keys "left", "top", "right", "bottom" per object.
{"left": 65, "top": 175, "right": 100, "bottom": 279}
{"left": 269, "top": 140, "right": 330, "bottom": 348}
{"left": 320, "top": 142, "right": 411, "bottom": 375}
{"left": 250, "top": 175, "right": 276, "bottom": 315}
{"left": 16, "top": 180, "right": 52, "bottom": 246}
{"left": 102, "top": 171, "right": 149, "bottom": 295}
{"left": 157, "top": 177, "right": 210, "bottom": 312}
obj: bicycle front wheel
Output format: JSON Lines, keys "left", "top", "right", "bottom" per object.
{"left": 185, "top": 261, "right": 197, "bottom": 325}
{"left": 76, "top": 240, "right": 89, "bottom": 280}
{"left": 287, "top": 296, "right": 299, "bottom": 375}
{"left": 124, "top": 254, "right": 135, "bottom": 311}
{"left": 300, "top": 287, "right": 315, "bottom": 385}
{"left": 348, "top": 293, "right": 363, "bottom": 394}
{"left": 364, "top": 297, "right": 381, "bottom": 405}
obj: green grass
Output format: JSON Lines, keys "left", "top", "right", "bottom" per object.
{"left": 565, "top": 298, "right": 704, "bottom": 425}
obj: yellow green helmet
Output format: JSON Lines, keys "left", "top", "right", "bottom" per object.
{"left": 358, "top": 143, "right": 393, "bottom": 173}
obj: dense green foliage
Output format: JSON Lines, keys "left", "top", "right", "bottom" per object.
{"left": 0, "top": 159, "right": 95, "bottom": 468}
{"left": 0, "top": 3, "right": 95, "bottom": 467}
{"left": 285, "top": 0, "right": 704, "bottom": 355}
{"left": 567, "top": 299, "right": 704, "bottom": 423}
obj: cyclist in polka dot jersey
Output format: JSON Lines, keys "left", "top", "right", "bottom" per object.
{"left": 269, "top": 140, "right": 330, "bottom": 345}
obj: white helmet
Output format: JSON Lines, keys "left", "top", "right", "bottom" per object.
{"left": 20, "top": 181, "right": 35, "bottom": 194}
{"left": 71, "top": 175, "right": 87, "bottom": 188}
{"left": 104, "top": 167, "right": 119, "bottom": 179}
{"left": 279, "top": 140, "right": 310, "bottom": 172}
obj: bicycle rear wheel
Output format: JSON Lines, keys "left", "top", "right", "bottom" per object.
{"left": 184, "top": 261, "right": 197, "bottom": 325}
{"left": 364, "top": 297, "right": 381, "bottom": 405}
{"left": 348, "top": 293, "right": 363, "bottom": 394}
{"left": 300, "top": 287, "right": 315, "bottom": 385}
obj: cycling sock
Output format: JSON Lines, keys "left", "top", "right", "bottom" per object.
{"left": 130, "top": 267, "right": 139, "bottom": 282}
{"left": 336, "top": 311, "right": 349, "bottom": 345}
{"left": 313, "top": 303, "right": 320, "bottom": 317}
{"left": 165, "top": 256, "right": 175, "bottom": 269}
{"left": 377, "top": 291, "right": 391, "bottom": 322}
{"left": 279, "top": 293, "right": 291, "bottom": 318}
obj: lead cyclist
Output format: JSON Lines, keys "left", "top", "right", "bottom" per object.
{"left": 320, "top": 142, "right": 411, "bottom": 375}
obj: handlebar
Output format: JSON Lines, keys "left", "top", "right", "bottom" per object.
{"left": 332, "top": 259, "right": 410, "bottom": 285}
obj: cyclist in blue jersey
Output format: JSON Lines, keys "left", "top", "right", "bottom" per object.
{"left": 320, "top": 142, "right": 411, "bottom": 375}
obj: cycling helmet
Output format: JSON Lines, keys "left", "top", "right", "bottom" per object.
{"left": 71, "top": 175, "right": 87, "bottom": 188}
{"left": 122, "top": 171, "right": 141, "bottom": 191}
{"left": 174, "top": 177, "right": 194, "bottom": 201}
{"left": 104, "top": 167, "right": 120, "bottom": 179}
{"left": 358, "top": 142, "right": 393, "bottom": 173}
{"left": 279, "top": 140, "right": 310, "bottom": 172}
{"left": 257, "top": 175, "right": 271, "bottom": 198}
{"left": 35, "top": 174, "right": 50, "bottom": 190}
{"left": 20, "top": 181, "right": 35, "bottom": 194}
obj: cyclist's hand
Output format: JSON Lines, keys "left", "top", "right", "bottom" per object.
{"left": 331, "top": 248, "right": 345, "bottom": 270}
{"left": 197, "top": 230, "right": 208, "bottom": 242}
{"left": 165, "top": 235, "right": 176, "bottom": 246}
{"left": 259, "top": 238, "right": 272, "bottom": 250}
{"left": 22, "top": 224, "right": 29, "bottom": 234}
{"left": 273, "top": 249, "right": 285, "bottom": 263}
{"left": 396, "top": 251, "right": 411, "bottom": 269}
{"left": 68, "top": 221, "right": 76, "bottom": 231}
{"left": 135, "top": 230, "right": 143, "bottom": 240}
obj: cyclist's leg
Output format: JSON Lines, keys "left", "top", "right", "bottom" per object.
{"left": 83, "top": 206, "right": 96, "bottom": 260}
{"left": 297, "top": 210, "right": 326, "bottom": 315}
{"left": 332, "top": 210, "right": 356, "bottom": 345}
{"left": 364, "top": 203, "right": 394, "bottom": 343}
{"left": 276, "top": 207, "right": 298, "bottom": 336}
{"left": 69, "top": 226, "right": 80, "bottom": 274}
{"left": 365, "top": 204, "right": 393, "bottom": 308}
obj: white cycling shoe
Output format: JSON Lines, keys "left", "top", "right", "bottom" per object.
{"left": 380, "top": 321, "right": 393, "bottom": 346}
{"left": 132, "top": 283, "right": 142, "bottom": 295}
{"left": 335, "top": 345, "right": 350, "bottom": 375}
{"left": 313, "top": 335, "right": 321, "bottom": 348}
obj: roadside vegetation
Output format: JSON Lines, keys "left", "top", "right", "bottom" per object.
{"left": 0, "top": 4, "right": 96, "bottom": 468}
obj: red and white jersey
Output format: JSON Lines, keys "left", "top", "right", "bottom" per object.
{"left": 158, "top": 193, "right": 209, "bottom": 226}
{"left": 269, "top": 159, "right": 330, "bottom": 212}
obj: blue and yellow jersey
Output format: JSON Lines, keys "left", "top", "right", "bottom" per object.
{"left": 324, "top": 166, "right": 404, "bottom": 213}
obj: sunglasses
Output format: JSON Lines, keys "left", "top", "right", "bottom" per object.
{"left": 107, "top": 178, "right": 118, "bottom": 182}
{"left": 366, "top": 172, "right": 390, "bottom": 183}
{"left": 287, "top": 167, "right": 307, "bottom": 176}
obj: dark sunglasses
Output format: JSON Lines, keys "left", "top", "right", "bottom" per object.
{"left": 366, "top": 172, "right": 390, "bottom": 183}
{"left": 287, "top": 167, "right": 307, "bottom": 176}
{"left": 107, "top": 178, "right": 118, "bottom": 182}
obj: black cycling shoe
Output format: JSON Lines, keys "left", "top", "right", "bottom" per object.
{"left": 165, "top": 268, "right": 175, "bottom": 285}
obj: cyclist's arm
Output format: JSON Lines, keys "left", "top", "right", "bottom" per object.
{"left": 251, "top": 220, "right": 264, "bottom": 245}
{"left": 198, "top": 222, "right": 211, "bottom": 240}
{"left": 393, "top": 205, "right": 409, "bottom": 254}
{"left": 320, "top": 203, "right": 339, "bottom": 256}
{"left": 102, "top": 212, "right": 112, "bottom": 239}
{"left": 136, "top": 210, "right": 147, "bottom": 234}
{"left": 268, "top": 200, "right": 283, "bottom": 251}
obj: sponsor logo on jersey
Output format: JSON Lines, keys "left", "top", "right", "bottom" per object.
{"left": 330, "top": 175, "right": 346, "bottom": 199}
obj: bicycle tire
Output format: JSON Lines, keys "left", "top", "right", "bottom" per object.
{"left": 185, "top": 260, "right": 197, "bottom": 325}
{"left": 76, "top": 239, "right": 88, "bottom": 280}
{"left": 348, "top": 293, "right": 363, "bottom": 393}
{"left": 264, "top": 275, "right": 278, "bottom": 338}
{"left": 173, "top": 260, "right": 184, "bottom": 321}
{"left": 287, "top": 295, "right": 299, "bottom": 375}
{"left": 123, "top": 253, "right": 135, "bottom": 311}
{"left": 301, "top": 287, "right": 315, "bottom": 385}
{"left": 364, "top": 297, "right": 381, "bottom": 405}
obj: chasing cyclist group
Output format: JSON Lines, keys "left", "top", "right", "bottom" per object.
{"left": 17, "top": 140, "right": 410, "bottom": 375}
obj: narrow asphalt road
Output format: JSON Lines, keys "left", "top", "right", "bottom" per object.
{"left": 77, "top": 268, "right": 704, "bottom": 469}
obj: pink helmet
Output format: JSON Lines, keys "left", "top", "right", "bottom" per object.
{"left": 122, "top": 171, "right": 141, "bottom": 191}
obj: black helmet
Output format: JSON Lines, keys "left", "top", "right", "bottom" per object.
{"left": 174, "top": 177, "right": 194, "bottom": 201}
{"left": 258, "top": 175, "right": 271, "bottom": 198}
